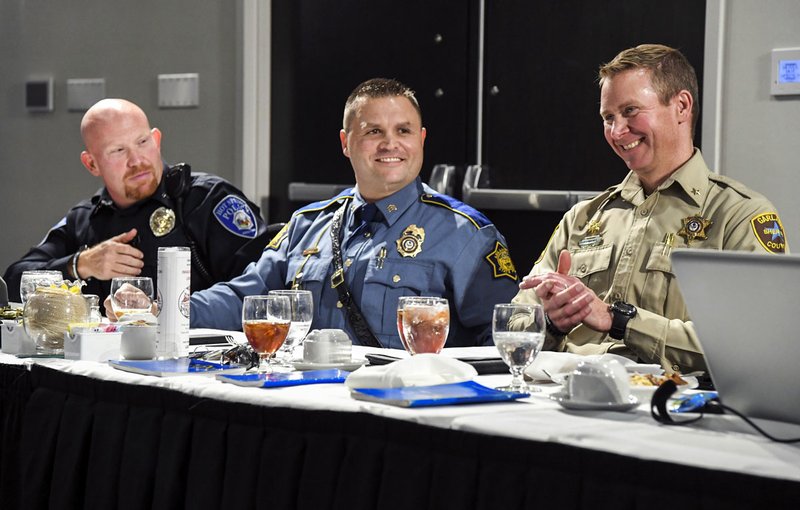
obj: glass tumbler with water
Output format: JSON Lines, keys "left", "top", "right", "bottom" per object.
{"left": 109, "top": 277, "right": 154, "bottom": 320}
{"left": 268, "top": 289, "right": 313, "bottom": 365}
{"left": 493, "top": 303, "right": 545, "bottom": 393}
{"left": 19, "top": 270, "right": 63, "bottom": 305}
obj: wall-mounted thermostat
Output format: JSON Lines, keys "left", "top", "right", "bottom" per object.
{"left": 771, "top": 47, "right": 800, "bottom": 96}
{"left": 26, "top": 76, "right": 54, "bottom": 112}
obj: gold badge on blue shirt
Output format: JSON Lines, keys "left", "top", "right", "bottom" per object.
{"left": 396, "top": 224, "right": 425, "bottom": 257}
{"left": 149, "top": 207, "right": 176, "bottom": 237}
{"left": 678, "top": 215, "right": 712, "bottom": 245}
{"left": 485, "top": 241, "right": 517, "bottom": 281}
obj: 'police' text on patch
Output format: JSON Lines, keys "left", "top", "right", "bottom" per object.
{"left": 213, "top": 195, "right": 258, "bottom": 239}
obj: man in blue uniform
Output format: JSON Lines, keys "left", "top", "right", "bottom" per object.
{"left": 3, "top": 99, "right": 269, "bottom": 306}
{"left": 191, "top": 78, "right": 518, "bottom": 348}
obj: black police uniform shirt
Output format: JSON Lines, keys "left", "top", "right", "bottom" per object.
{"left": 3, "top": 164, "right": 269, "bottom": 306}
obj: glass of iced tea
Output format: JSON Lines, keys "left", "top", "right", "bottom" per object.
{"left": 400, "top": 296, "right": 450, "bottom": 355}
{"left": 242, "top": 295, "right": 292, "bottom": 373}
{"left": 395, "top": 296, "right": 413, "bottom": 351}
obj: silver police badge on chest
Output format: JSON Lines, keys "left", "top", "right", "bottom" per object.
{"left": 149, "top": 207, "right": 176, "bottom": 237}
{"left": 396, "top": 224, "right": 425, "bottom": 258}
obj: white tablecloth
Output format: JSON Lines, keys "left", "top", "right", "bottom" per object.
{"left": 3, "top": 344, "right": 800, "bottom": 483}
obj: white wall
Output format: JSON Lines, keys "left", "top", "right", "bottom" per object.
{"left": 704, "top": 0, "right": 800, "bottom": 247}
{"left": 0, "top": 0, "right": 239, "bottom": 274}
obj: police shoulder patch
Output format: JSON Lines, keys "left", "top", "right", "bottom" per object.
{"left": 420, "top": 193, "right": 491, "bottom": 229}
{"left": 213, "top": 195, "right": 258, "bottom": 239}
{"left": 266, "top": 222, "right": 290, "bottom": 251}
{"left": 750, "top": 212, "right": 787, "bottom": 254}
{"left": 485, "top": 241, "right": 517, "bottom": 281}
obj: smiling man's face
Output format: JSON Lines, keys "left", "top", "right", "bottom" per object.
{"left": 600, "top": 68, "right": 689, "bottom": 189}
{"left": 340, "top": 95, "right": 426, "bottom": 202}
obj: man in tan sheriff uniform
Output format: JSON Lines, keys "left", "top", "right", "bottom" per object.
{"left": 512, "top": 44, "right": 788, "bottom": 374}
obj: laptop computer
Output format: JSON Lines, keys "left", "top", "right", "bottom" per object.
{"left": 671, "top": 248, "right": 800, "bottom": 426}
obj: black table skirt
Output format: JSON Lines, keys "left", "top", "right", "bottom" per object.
{"left": 1, "top": 363, "right": 798, "bottom": 510}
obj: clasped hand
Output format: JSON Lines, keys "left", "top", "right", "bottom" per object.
{"left": 519, "top": 250, "right": 612, "bottom": 334}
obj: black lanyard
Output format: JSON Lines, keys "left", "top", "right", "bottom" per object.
{"left": 329, "top": 200, "right": 382, "bottom": 347}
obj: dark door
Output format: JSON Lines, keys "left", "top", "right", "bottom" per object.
{"left": 481, "top": 0, "right": 705, "bottom": 274}
{"left": 270, "top": 0, "right": 478, "bottom": 222}
{"left": 270, "top": 0, "right": 706, "bottom": 275}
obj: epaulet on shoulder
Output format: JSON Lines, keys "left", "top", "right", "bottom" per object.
{"left": 572, "top": 187, "right": 615, "bottom": 226}
{"left": 584, "top": 186, "right": 617, "bottom": 209}
{"left": 420, "top": 193, "right": 492, "bottom": 229}
{"left": 294, "top": 188, "right": 355, "bottom": 216}
{"left": 190, "top": 171, "right": 227, "bottom": 186}
{"left": 708, "top": 173, "right": 754, "bottom": 199}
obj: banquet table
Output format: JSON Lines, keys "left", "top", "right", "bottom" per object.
{"left": 0, "top": 345, "right": 799, "bottom": 510}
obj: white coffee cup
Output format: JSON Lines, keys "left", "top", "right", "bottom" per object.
{"left": 568, "top": 359, "right": 631, "bottom": 404}
{"left": 302, "top": 329, "right": 352, "bottom": 364}
{"left": 120, "top": 324, "right": 157, "bottom": 360}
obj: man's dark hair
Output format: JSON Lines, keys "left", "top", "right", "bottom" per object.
{"left": 342, "top": 78, "right": 421, "bottom": 132}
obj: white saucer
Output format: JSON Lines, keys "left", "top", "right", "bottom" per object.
{"left": 549, "top": 391, "right": 640, "bottom": 412}
{"left": 292, "top": 359, "right": 366, "bottom": 372}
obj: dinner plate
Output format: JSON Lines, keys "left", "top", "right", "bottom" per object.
{"left": 549, "top": 391, "right": 640, "bottom": 412}
{"left": 629, "top": 375, "right": 698, "bottom": 399}
{"left": 624, "top": 364, "right": 662, "bottom": 375}
{"left": 292, "top": 359, "right": 366, "bottom": 372}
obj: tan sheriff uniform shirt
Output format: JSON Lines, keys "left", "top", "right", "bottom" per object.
{"left": 512, "top": 150, "right": 788, "bottom": 374}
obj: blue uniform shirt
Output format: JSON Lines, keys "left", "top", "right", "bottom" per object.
{"left": 191, "top": 179, "right": 519, "bottom": 348}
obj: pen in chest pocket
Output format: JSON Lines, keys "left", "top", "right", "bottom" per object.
{"left": 377, "top": 247, "right": 387, "bottom": 269}
{"left": 661, "top": 233, "right": 675, "bottom": 255}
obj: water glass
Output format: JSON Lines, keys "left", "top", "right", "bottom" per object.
{"left": 268, "top": 289, "right": 314, "bottom": 365}
{"left": 84, "top": 294, "right": 102, "bottom": 322}
{"left": 399, "top": 296, "right": 450, "bottom": 354}
{"left": 109, "top": 277, "right": 154, "bottom": 320}
{"left": 493, "top": 303, "right": 545, "bottom": 393}
{"left": 242, "top": 295, "right": 291, "bottom": 373}
{"left": 19, "top": 270, "right": 63, "bottom": 305}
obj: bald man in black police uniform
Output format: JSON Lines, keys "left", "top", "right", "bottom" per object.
{"left": 4, "top": 98, "right": 269, "bottom": 308}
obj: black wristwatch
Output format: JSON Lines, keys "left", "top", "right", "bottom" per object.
{"left": 608, "top": 301, "right": 637, "bottom": 340}
{"left": 545, "top": 313, "right": 567, "bottom": 338}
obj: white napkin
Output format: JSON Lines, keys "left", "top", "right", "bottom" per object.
{"left": 525, "top": 352, "right": 654, "bottom": 382}
{"left": 345, "top": 353, "right": 478, "bottom": 389}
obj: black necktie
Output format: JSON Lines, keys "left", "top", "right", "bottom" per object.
{"left": 356, "top": 203, "right": 380, "bottom": 227}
